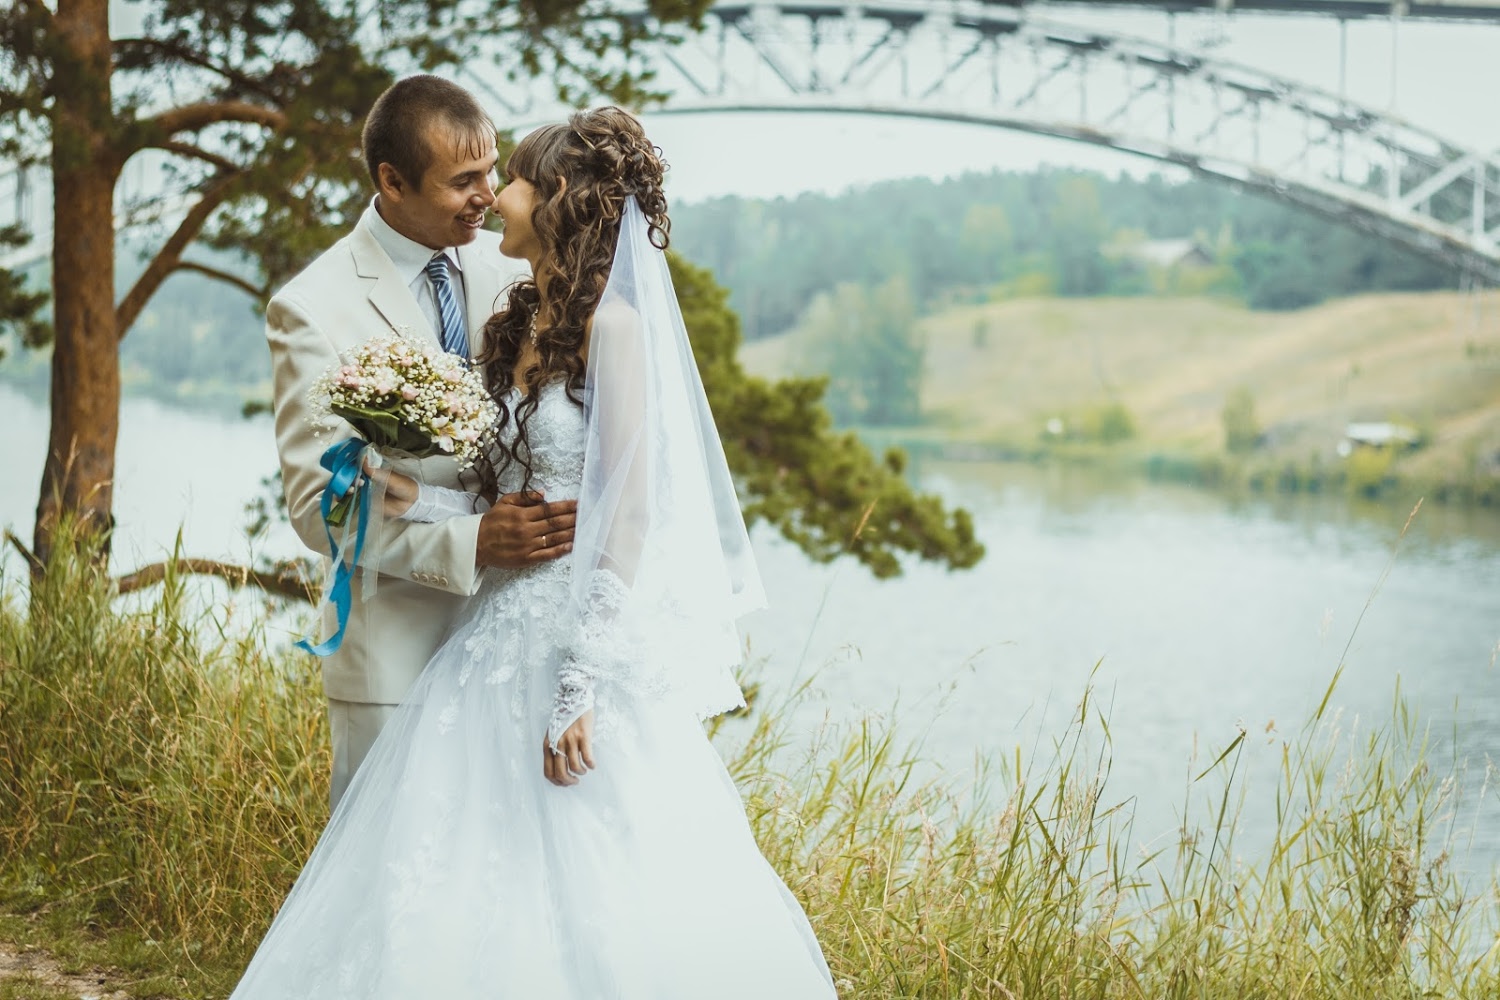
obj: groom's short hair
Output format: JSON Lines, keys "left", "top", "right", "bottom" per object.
{"left": 363, "top": 75, "right": 496, "bottom": 190}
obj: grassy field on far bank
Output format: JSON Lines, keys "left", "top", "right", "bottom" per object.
{"left": 743, "top": 290, "right": 1500, "bottom": 497}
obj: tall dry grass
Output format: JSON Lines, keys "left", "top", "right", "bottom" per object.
{"left": 2, "top": 534, "right": 1498, "bottom": 997}
{"left": 735, "top": 679, "right": 1499, "bottom": 998}
{"left": 0, "top": 532, "right": 329, "bottom": 956}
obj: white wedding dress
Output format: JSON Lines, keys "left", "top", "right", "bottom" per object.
{"left": 229, "top": 381, "right": 837, "bottom": 999}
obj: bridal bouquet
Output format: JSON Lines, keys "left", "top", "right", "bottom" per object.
{"left": 297, "top": 333, "right": 497, "bottom": 657}
{"left": 308, "top": 333, "right": 498, "bottom": 527}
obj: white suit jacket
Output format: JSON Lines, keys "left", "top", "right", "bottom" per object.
{"left": 266, "top": 212, "right": 514, "bottom": 704}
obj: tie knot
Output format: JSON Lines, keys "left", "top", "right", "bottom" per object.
{"left": 425, "top": 255, "right": 450, "bottom": 281}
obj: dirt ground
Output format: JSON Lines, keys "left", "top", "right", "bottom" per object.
{"left": 0, "top": 941, "right": 134, "bottom": 1000}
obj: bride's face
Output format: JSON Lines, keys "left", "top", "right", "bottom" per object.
{"left": 493, "top": 175, "right": 541, "bottom": 263}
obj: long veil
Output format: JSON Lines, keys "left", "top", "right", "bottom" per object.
{"left": 561, "top": 196, "right": 767, "bottom": 722}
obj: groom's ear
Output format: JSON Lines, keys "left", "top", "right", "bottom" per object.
{"left": 377, "top": 162, "right": 413, "bottom": 202}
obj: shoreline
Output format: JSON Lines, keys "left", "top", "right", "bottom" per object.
{"left": 874, "top": 431, "right": 1500, "bottom": 509}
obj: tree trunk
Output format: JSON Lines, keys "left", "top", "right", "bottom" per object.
{"left": 33, "top": 0, "right": 120, "bottom": 566}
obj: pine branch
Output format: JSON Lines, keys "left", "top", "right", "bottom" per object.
{"left": 116, "top": 171, "right": 242, "bottom": 339}
{"left": 145, "top": 100, "right": 287, "bottom": 140}
{"left": 3, "top": 529, "right": 43, "bottom": 577}
{"left": 149, "top": 140, "right": 239, "bottom": 173}
{"left": 112, "top": 37, "right": 278, "bottom": 101}
{"left": 113, "top": 559, "right": 316, "bottom": 603}
{"left": 172, "top": 260, "right": 268, "bottom": 301}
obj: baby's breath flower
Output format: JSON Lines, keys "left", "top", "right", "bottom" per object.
{"left": 307, "top": 332, "right": 499, "bottom": 469}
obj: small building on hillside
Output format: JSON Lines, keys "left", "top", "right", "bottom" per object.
{"left": 1337, "top": 421, "right": 1422, "bottom": 457}
{"left": 1102, "top": 235, "right": 1221, "bottom": 294}
{"left": 1104, "top": 236, "right": 1216, "bottom": 270}
{"left": 1131, "top": 238, "right": 1217, "bottom": 270}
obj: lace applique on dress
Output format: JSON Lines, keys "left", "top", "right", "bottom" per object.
{"left": 445, "top": 383, "right": 603, "bottom": 738}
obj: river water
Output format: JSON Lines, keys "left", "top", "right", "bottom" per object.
{"left": 5, "top": 383, "right": 1498, "bottom": 877}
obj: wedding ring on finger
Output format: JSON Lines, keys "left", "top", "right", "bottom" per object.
{"left": 542, "top": 534, "right": 548, "bottom": 548}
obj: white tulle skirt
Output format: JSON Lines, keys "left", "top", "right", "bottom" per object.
{"left": 230, "top": 563, "right": 836, "bottom": 999}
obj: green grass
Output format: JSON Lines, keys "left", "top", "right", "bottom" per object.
{"left": 2, "top": 532, "right": 1499, "bottom": 997}
{"left": 0, "top": 977, "right": 77, "bottom": 1000}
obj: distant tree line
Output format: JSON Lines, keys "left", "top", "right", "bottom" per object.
{"left": 669, "top": 168, "right": 1459, "bottom": 341}
{"left": 0, "top": 245, "right": 270, "bottom": 410}
{"left": 117, "top": 244, "right": 271, "bottom": 395}
{"left": 796, "top": 276, "right": 922, "bottom": 428}
{"left": 2, "top": 165, "right": 1457, "bottom": 426}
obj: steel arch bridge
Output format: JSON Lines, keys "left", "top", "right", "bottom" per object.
{"left": 3, "top": 0, "right": 1499, "bottom": 280}
{"left": 469, "top": 0, "right": 1500, "bottom": 282}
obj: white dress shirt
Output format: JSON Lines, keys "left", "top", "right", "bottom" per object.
{"left": 363, "top": 196, "right": 469, "bottom": 341}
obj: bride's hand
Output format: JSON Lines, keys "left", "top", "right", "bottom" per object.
{"left": 361, "top": 454, "right": 419, "bottom": 517}
{"left": 543, "top": 711, "right": 595, "bottom": 787}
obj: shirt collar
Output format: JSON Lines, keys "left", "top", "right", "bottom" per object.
{"left": 364, "top": 196, "right": 462, "bottom": 283}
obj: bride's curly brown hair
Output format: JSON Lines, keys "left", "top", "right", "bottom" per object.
{"left": 472, "top": 106, "right": 670, "bottom": 500}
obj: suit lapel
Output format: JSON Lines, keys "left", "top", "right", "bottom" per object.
{"left": 350, "top": 223, "right": 441, "bottom": 350}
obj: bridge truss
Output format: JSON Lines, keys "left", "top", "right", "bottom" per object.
{"left": 469, "top": 0, "right": 1500, "bottom": 282}
{"left": 4, "top": 0, "right": 1499, "bottom": 281}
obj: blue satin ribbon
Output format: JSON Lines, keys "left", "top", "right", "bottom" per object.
{"left": 296, "top": 438, "right": 370, "bottom": 657}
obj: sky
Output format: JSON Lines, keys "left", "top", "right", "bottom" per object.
{"left": 623, "top": 6, "right": 1500, "bottom": 204}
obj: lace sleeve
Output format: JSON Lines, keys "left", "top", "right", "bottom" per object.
{"left": 397, "top": 482, "right": 490, "bottom": 524}
{"left": 546, "top": 572, "right": 632, "bottom": 751}
{"left": 546, "top": 662, "right": 597, "bottom": 753}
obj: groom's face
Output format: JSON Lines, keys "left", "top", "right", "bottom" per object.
{"left": 377, "top": 124, "right": 499, "bottom": 250}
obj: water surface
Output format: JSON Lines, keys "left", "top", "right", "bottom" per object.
{"left": 6, "top": 384, "right": 1497, "bottom": 874}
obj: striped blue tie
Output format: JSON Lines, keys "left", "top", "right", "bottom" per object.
{"left": 425, "top": 254, "right": 469, "bottom": 360}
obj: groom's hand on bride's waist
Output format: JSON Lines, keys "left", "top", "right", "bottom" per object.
{"left": 475, "top": 491, "right": 578, "bottom": 569}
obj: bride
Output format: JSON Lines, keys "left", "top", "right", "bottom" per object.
{"left": 227, "top": 107, "right": 837, "bottom": 998}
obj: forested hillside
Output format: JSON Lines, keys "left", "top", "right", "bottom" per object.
{"left": 1, "top": 167, "right": 1461, "bottom": 413}
{"left": 669, "top": 168, "right": 1458, "bottom": 341}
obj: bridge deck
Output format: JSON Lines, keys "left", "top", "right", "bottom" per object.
{"left": 1002, "top": 0, "right": 1500, "bottom": 22}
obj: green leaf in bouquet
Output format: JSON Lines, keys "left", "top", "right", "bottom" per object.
{"left": 326, "top": 491, "right": 356, "bottom": 529}
{"left": 331, "top": 402, "right": 441, "bottom": 457}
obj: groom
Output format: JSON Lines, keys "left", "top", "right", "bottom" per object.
{"left": 266, "top": 75, "right": 577, "bottom": 807}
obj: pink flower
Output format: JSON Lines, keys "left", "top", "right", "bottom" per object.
{"left": 401, "top": 384, "right": 420, "bottom": 401}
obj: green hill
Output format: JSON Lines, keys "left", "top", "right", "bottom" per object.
{"left": 741, "top": 290, "right": 1500, "bottom": 496}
